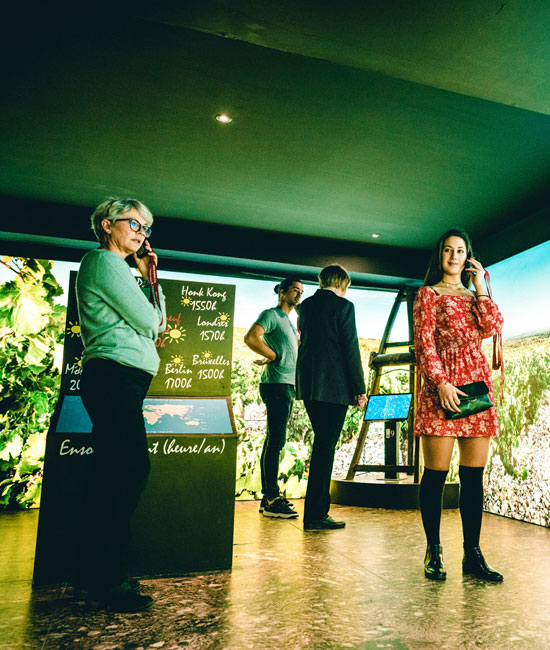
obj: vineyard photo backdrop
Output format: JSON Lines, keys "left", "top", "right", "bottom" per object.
{"left": 480, "top": 241, "right": 550, "bottom": 527}
{"left": 0, "top": 258, "right": 64, "bottom": 509}
{"left": 484, "top": 335, "right": 550, "bottom": 526}
{"left": 1, "top": 243, "right": 549, "bottom": 529}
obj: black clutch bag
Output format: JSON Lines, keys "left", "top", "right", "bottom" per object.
{"left": 443, "top": 381, "right": 494, "bottom": 420}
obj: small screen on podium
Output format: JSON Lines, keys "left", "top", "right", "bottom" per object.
{"left": 364, "top": 393, "right": 412, "bottom": 422}
{"left": 56, "top": 395, "right": 233, "bottom": 434}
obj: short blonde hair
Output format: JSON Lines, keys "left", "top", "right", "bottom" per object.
{"left": 90, "top": 197, "right": 153, "bottom": 243}
{"left": 318, "top": 264, "right": 351, "bottom": 290}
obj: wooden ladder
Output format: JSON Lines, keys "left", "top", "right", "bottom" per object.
{"left": 346, "top": 287, "right": 420, "bottom": 483}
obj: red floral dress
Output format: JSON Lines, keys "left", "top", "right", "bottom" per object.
{"left": 413, "top": 286, "right": 503, "bottom": 437}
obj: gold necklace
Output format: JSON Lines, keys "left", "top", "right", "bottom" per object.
{"left": 437, "top": 280, "right": 464, "bottom": 289}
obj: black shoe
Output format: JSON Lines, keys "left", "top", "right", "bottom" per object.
{"left": 462, "top": 546, "right": 503, "bottom": 582}
{"left": 424, "top": 543, "right": 446, "bottom": 580}
{"left": 71, "top": 583, "right": 88, "bottom": 601}
{"left": 262, "top": 496, "right": 299, "bottom": 519}
{"left": 260, "top": 495, "right": 296, "bottom": 514}
{"left": 127, "top": 578, "right": 143, "bottom": 592}
{"left": 90, "top": 581, "right": 153, "bottom": 612}
{"left": 303, "top": 515, "right": 345, "bottom": 530}
{"left": 78, "top": 577, "right": 142, "bottom": 594}
{"left": 281, "top": 496, "right": 296, "bottom": 512}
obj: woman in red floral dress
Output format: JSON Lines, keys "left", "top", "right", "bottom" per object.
{"left": 414, "top": 228, "right": 503, "bottom": 583}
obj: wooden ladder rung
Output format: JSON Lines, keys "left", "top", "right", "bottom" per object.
{"left": 369, "top": 350, "right": 414, "bottom": 369}
{"left": 353, "top": 464, "right": 414, "bottom": 473}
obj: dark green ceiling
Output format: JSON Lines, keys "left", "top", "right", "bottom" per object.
{"left": 0, "top": 1, "right": 549, "bottom": 284}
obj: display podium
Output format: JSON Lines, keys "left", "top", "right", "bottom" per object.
{"left": 34, "top": 275, "right": 238, "bottom": 585}
{"left": 332, "top": 287, "right": 459, "bottom": 509}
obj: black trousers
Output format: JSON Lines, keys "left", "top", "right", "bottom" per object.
{"left": 78, "top": 358, "right": 152, "bottom": 588}
{"left": 259, "top": 383, "right": 295, "bottom": 499}
{"left": 303, "top": 400, "right": 348, "bottom": 522}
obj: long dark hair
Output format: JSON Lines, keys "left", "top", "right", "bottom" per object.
{"left": 423, "top": 228, "right": 475, "bottom": 287}
{"left": 274, "top": 277, "right": 302, "bottom": 299}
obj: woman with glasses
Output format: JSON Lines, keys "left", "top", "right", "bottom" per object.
{"left": 75, "top": 198, "right": 166, "bottom": 611}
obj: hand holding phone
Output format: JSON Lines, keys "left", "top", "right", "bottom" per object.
{"left": 136, "top": 240, "right": 149, "bottom": 258}
{"left": 134, "top": 239, "right": 158, "bottom": 281}
{"left": 465, "top": 256, "right": 488, "bottom": 294}
{"left": 134, "top": 239, "right": 162, "bottom": 324}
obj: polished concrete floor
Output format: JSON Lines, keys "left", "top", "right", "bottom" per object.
{"left": 1, "top": 502, "right": 550, "bottom": 649}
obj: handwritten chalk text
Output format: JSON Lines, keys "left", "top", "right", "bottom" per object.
{"left": 148, "top": 438, "right": 225, "bottom": 455}
{"left": 59, "top": 439, "right": 94, "bottom": 456}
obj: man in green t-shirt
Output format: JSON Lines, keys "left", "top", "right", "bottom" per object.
{"left": 244, "top": 277, "right": 304, "bottom": 518}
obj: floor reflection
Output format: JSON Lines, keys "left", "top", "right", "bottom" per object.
{"left": 1, "top": 502, "right": 549, "bottom": 649}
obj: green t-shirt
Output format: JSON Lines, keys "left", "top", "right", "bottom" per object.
{"left": 255, "top": 307, "right": 298, "bottom": 385}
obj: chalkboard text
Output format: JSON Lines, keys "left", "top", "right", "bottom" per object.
{"left": 197, "top": 316, "right": 229, "bottom": 328}
{"left": 192, "top": 354, "right": 230, "bottom": 366}
{"left": 148, "top": 437, "right": 226, "bottom": 455}
{"left": 181, "top": 286, "right": 227, "bottom": 302}
{"left": 65, "top": 363, "right": 82, "bottom": 376}
{"left": 198, "top": 369, "right": 225, "bottom": 380}
{"left": 165, "top": 364, "right": 192, "bottom": 375}
{"left": 165, "top": 377, "right": 193, "bottom": 389}
{"left": 59, "top": 439, "right": 94, "bottom": 456}
{"left": 191, "top": 300, "right": 218, "bottom": 311}
{"left": 148, "top": 279, "right": 235, "bottom": 396}
{"left": 200, "top": 330, "right": 226, "bottom": 341}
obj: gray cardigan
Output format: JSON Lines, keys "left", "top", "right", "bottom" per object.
{"left": 76, "top": 249, "right": 166, "bottom": 376}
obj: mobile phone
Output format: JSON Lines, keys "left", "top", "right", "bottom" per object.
{"left": 465, "top": 254, "right": 473, "bottom": 270}
{"left": 136, "top": 240, "right": 149, "bottom": 258}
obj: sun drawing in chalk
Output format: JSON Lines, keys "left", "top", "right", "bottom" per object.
{"left": 181, "top": 296, "right": 193, "bottom": 307}
{"left": 74, "top": 355, "right": 82, "bottom": 369}
{"left": 218, "top": 312, "right": 230, "bottom": 324}
{"left": 202, "top": 350, "right": 212, "bottom": 360}
{"left": 66, "top": 321, "right": 81, "bottom": 337}
{"left": 170, "top": 354, "right": 184, "bottom": 364}
{"left": 166, "top": 325, "right": 186, "bottom": 343}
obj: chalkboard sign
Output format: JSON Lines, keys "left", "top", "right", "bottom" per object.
{"left": 59, "top": 274, "right": 84, "bottom": 395}
{"left": 35, "top": 270, "right": 238, "bottom": 584}
{"left": 34, "top": 420, "right": 238, "bottom": 583}
{"left": 59, "top": 273, "right": 235, "bottom": 398}
{"left": 149, "top": 279, "right": 235, "bottom": 396}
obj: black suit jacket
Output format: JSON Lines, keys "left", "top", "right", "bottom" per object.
{"left": 296, "top": 289, "right": 366, "bottom": 405}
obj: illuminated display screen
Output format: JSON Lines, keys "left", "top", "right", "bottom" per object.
{"left": 364, "top": 393, "right": 412, "bottom": 422}
{"left": 55, "top": 395, "right": 233, "bottom": 434}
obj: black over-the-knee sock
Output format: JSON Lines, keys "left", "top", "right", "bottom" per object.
{"left": 459, "top": 465, "right": 484, "bottom": 549}
{"left": 419, "top": 468, "right": 448, "bottom": 545}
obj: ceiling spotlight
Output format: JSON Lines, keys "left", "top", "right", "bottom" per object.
{"left": 215, "top": 114, "right": 232, "bottom": 124}
{"left": 371, "top": 233, "right": 380, "bottom": 238}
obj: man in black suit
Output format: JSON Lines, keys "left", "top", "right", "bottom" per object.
{"left": 297, "top": 264, "right": 367, "bottom": 530}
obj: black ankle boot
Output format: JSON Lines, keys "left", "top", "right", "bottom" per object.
{"left": 88, "top": 581, "right": 153, "bottom": 612}
{"left": 462, "top": 546, "right": 503, "bottom": 582}
{"left": 424, "top": 543, "right": 446, "bottom": 580}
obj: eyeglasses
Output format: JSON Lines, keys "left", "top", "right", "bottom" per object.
{"left": 115, "top": 218, "right": 152, "bottom": 238}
